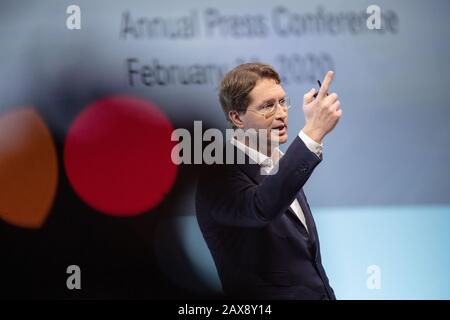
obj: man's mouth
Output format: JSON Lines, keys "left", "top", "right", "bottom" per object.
{"left": 272, "top": 124, "right": 287, "bottom": 135}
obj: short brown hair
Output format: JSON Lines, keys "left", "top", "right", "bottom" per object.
{"left": 219, "top": 63, "right": 281, "bottom": 126}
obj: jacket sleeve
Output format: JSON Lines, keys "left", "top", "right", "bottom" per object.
{"left": 196, "top": 135, "right": 322, "bottom": 227}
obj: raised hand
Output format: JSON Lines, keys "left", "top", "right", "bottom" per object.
{"left": 302, "top": 71, "right": 342, "bottom": 143}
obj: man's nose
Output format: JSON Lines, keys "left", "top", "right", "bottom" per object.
{"left": 275, "top": 104, "right": 288, "bottom": 119}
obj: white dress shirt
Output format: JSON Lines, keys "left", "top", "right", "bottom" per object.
{"left": 230, "top": 130, "right": 323, "bottom": 233}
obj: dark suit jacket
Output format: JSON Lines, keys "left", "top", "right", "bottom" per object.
{"left": 195, "top": 135, "right": 336, "bottom": 300}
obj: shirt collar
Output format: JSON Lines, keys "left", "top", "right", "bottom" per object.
{"left": 230, "top": 137, "right": 282, "bottom": 168}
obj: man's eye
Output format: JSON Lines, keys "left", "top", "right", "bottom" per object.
{"left": 279, "top": 99, "right": 286, "bottom": 105}
{"left": 261, "top": 103, "right": 274, "bottom": 110}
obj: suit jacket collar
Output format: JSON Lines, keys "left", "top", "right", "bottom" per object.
{"left": 227, "top": 140, "right": 267, "bottom": 185}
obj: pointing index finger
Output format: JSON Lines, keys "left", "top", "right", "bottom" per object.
{"left": 318, "top": 71, "right": 334, "bottom": 98}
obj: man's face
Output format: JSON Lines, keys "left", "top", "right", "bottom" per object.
{"left": 238, "top": 77, "right": 289, "bottom": 145}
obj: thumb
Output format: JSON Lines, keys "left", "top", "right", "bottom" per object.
{"left": 303, "top": 88, "right": 316, "bottom": 105}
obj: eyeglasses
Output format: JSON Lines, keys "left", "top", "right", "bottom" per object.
{"left": 246, "top": 96, "right": 291, "bottom": 119}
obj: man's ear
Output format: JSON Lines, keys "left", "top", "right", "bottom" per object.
{"left": 228, "top": 110, "right": 245, "bottom": 128}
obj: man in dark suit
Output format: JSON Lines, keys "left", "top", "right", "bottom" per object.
{"left": 196, "top": 63, "right": 342, "bottom": 299}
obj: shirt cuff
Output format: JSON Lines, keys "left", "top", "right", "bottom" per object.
{"left": 298, "top": 130, "right": 323, "bottom": 157}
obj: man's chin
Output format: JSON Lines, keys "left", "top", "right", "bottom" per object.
{"left": 271, "top": 134, "right": 288, "bottom": 145}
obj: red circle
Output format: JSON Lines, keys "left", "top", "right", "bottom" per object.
{"left": 64, "top": 96, "right": 178, "bottom": 216}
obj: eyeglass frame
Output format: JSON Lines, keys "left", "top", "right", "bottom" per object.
{"left": 244, "top": 96, "right": 292, "bottom": 119}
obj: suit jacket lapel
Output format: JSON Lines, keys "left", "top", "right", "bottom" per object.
{"left": 286, "top": 206, "right": 309, "bottom": 235}
{"left": 296, "top": 189, "right": 319, "bottom": 254}
{"left": 230, "top": 141, "right": 267, "bottom": 185}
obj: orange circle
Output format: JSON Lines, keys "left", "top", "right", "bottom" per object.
{"left": 0, "top": 108, "right": 58, "bottom": 228}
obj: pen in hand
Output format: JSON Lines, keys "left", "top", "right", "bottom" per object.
{"left": 313, "top": 80, "right": 328, "bottom": 98}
